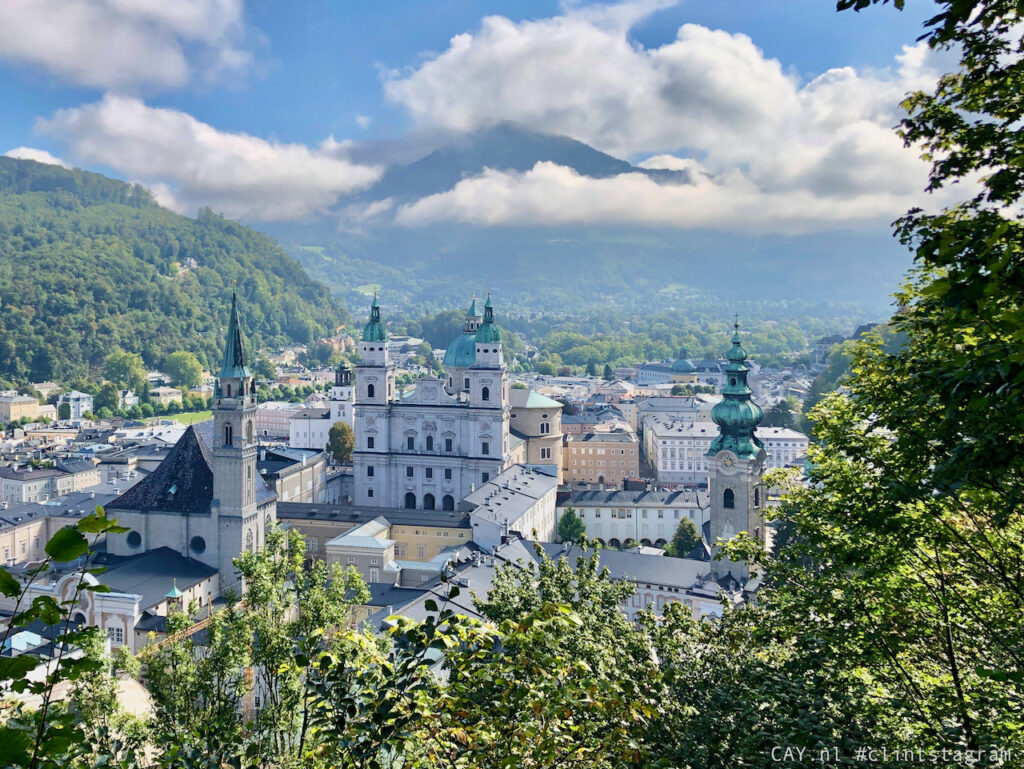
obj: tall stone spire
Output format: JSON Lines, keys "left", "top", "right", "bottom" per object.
{"left": 707, "top": 320, "right": 763, "bottom": 460}
{"left": 219, "top": 290, "right": 251, "bottom": 379}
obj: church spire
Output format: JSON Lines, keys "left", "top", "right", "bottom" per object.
{"left": 361, "top": 293, "right": 388, "bottom": 342}
{"left": 476, "top": 292, "right": 501, "bottom": 343}
{"left": 707, "top": 320, "right": 763, "bottom": 460}
{"left": 219, "top": 290, "right": 251, "bottom": 379}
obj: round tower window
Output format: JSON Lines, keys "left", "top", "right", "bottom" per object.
{"left": 126, "top": 531, "right": 141, "bottom": 548}
{"left": 190, "top": 536, "right": 206, "bottom": 555}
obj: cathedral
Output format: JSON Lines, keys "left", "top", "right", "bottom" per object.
{"left": 352, "top": 294, "right": 513, "bottom": 510}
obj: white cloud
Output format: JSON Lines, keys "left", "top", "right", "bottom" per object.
{"left": 383, "top": 2, "right": 957, "bottom": 232}
{"left": 356, "top": 115, "right": 372, "bottom": 129}
{"left": 39, "top": 95, "right": 382, "bottom": 221}
{"left": 395, "top": 161, "right": 928, "bottom": 234}
{"left": 0, "top": 0, "right": 253, "bottom": 90}
{"left": 4, "top": 147, "right": 68, "bottom": 168}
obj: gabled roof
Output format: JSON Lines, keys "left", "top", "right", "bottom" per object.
{"left": 107, "top": 426, "right": 214, "bottom": 514}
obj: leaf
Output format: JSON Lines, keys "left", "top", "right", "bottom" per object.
{"left": 0, "top": 567, "right": 21, "bottom": 598}
{"left": 424, "top": 599, "right": 438, "bottom": 613}
{"left": 45, "top": 526, "right": 89, "bottom": 562}
{"left": 0, "top": 654, "right": 39, "bottom": 682}
{"left": 0, "top": 725, "right": 33, "bottom": 767}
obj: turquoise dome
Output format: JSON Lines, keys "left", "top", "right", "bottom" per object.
{"left": 475, "top": 294, "right": 502, "bottom": 344}
{"left": 671, "top": 358, "right": 696, "bottom": 373}
{"left": 444, "top": 332, "right": 477, "bottom": 367}
{"left": 707, "top": 324, "right": 764, "bottom": 460}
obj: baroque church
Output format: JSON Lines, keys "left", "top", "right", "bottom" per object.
{"left": 106, "top": 291, "right": 276, "bottom": 592}
{"left": 352, "top": 294, "right": 514, "bottom": 510}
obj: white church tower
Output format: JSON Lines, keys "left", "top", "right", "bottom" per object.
{"left": 353, "top": 295, "right": 395, "bottom": 505}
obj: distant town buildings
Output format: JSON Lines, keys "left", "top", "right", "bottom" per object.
{"left": 563, "top": 430, "right": 640, "bottom": 486}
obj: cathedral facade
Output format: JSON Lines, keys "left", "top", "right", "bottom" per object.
{"left": 351, "top": 295, "right": 513, "bottom": 510}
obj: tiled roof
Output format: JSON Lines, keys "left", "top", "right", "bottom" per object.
{"left": 107, "top": 426, "right": 214, "bottom": 514}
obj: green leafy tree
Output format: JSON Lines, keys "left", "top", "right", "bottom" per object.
{"left": 163, "top": 351, "right": 203, "bottom": 388}
{"left": 327, "top": 420, "right": 354, "bottom": 463}
{"left": 556, "top": 505, "right": 586, "bottom": 543}
{"left": 603, "top": 363, "right": 614, "bottom": 380}
{"left": 93, "top": 381, "right": 121, "bottom": 413}
{"left": 252, "top": 355, "right": 276, "bottom": 381}
{"left": 57, "top": 402, "right": 70, "bottom": 420}
{"left": 666, "top": 517, "right": 700, "bottom": 557}
{"left": 103, "top": 350, "right": 147, "bottom": 394}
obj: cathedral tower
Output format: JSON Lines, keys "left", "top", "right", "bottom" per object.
{"left": 353, "top": 295, "right": 395, "bottom": 504}
{"left": 212, "top": 290, "right": 263, "bottom": 588}
{"left": 705, "top": 322, "right": 767, "bottom": 584}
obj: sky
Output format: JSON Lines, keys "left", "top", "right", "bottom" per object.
{"left": 0, "top": 0, "right": 955, "bottom": 235}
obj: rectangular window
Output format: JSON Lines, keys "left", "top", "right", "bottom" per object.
{"left": 417, "top": 544, "right": 426, "bottom": 558}
{"left": 407, "top": 436, "right": 415, "bottom": 450}
{"left": 658, "top": 510, "right": 664, "bottom": 519}
{"left": 426, "top": 468, "right": 433, "bottom": 479}
{"left": 406, "top": 467, "right": 414, "bottom": 478}
{"left": 367, "top": 489, "right": 374, "bottom": 498}
{"left": 444, "top": 468, "right": 452, "bottom": 480}
{"left": 305, "top": 537, "right": 318, "bottom": 551}
{"left": 445, "top": 438, "right": 453, "bottom": 452}
{"left": 482, "top": 472, "right": 489, "bottom": 484}
{"left": 367, "top": 466, "right": 374, "bottom": 477}
{"left": 370, "top": 557, "right": 379, "bottom": 565}
{"left": 481, "top": 441, "right": 489, "bottom": 455}
{"left": 367, "top": 437, "right": 374, "bottom": 449}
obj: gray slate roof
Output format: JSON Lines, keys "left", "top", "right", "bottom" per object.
{"left": 102, "top": 546, "right": 217, "bottom": 611}
{"left": 107, "top": 426, "right": 214, "bottom": 514}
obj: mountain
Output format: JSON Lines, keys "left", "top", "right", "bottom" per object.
{"left": 362, "top": 123, "right": 685, "bottom": 203}
{"left": 260, "top": 125, "right": 908, "bottom": 318}
{"left": 0, "top": 157, "right": 347, "bottom": 384}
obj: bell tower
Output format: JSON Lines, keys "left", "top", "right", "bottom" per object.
{"left": 212, "top": 290, "right": 261, "bottom": 588}
{"left": 706, "top": 321, "right": 767, "bottom": 584}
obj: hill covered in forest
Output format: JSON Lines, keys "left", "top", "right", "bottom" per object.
{"left": 0, "top": 158, "right": 347, "bottom": 384}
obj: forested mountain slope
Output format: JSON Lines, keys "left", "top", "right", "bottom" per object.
{"left": 0, "top": 158, "right": 347, "bottom": 383}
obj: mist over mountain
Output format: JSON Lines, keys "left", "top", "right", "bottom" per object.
{"left": 259, "top": 124, "right": 908, "bottom": 319}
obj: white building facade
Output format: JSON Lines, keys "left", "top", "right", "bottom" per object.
{"left": 352, "top": 296, "right": 512, "bottom": 511}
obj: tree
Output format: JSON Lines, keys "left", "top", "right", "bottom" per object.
{"left": 103, "top": 350, "right": 147, "bottom": 394}
{"left": 163, "top": 351, "right": 203, "bottom": 388}
{"left": 327, "top": 421, "right": 354, "bottom": 463}
{"left": 585, "top": 360, "right": 598, "bottom": 377}
{"left": 252, "top": 355, "right": 276, "bottom": 381}
{"left": 93, "top": 381, "right": 120, "bottom": 413}
{"left": 57, "top": 402, "right": 70, "bottom": 420}
{"left": 667, "top": 517, "right": 700, "bottom": 557}
{"left": 557, "top": 505, "right": 586, "bottom": 543}
{"left": 762, "top": 398, "right": 797, "bottom": 429}
{"left": 603, "top": 363, "right": 614, "bottom": 380}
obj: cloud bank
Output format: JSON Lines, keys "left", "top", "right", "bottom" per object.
{"left": 4, "top": 147, "right": 68, "bottom": 168}
{"left": 39, "top": 95, "right": 382, "bottom": 221}
{"left": 383, "top": 2, "right": 953, "bottom": 232}
{"left": 0, "top": 0, "right": 253, "bottom": 90}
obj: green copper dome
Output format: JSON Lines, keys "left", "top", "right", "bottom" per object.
{"left": 671, "top": 357, "right": 696, "bottom": 373}
{"left": 361, "top": 295, "right": 388, "bottom": 342}
{"left": 707, "top": 323, "right": 763, "bottom": 460}
{"left": 475, "top": 294, "right": 501, "bottom": 344}
{"left": 444, "top": 332, "right": 477, "bottom": 367}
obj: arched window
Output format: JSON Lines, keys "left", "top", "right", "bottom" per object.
{"left": 442, "top": 494, "right": 455, "bottom": 511}
{"left": 754, "top": 487, "right": 760, "bottom": 507}
{"left": 224, "top": 424, "right": 233, "bottom": 447}
{"left": 246, "top": 421, "right": 254, "bottom": 443}
{"left": 367, "top": 383, "right": 375, "bottom": 399}
{"left": 540, "top": 422, "right": 550, "bottom": 434}
{"left": 482, "top": 386, "right": 490, "bottom": 401}
{"left": 225, "top": 383, "right": 232, "bottom": 397}
{"left": 404, "top": 492, "right": 416, "bottom": 509}
{"left": 423, "top": 494, "right": 436, "bottom": 510}
{"left": 723, "top": 488, "right": 735, "bottom": 509}
{"left": 426, "top": 435, "right": 434, "bottom": 451}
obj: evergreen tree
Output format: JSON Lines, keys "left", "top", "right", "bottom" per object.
{"left": 557, "top": 505, "right": 586, "bottom": 543}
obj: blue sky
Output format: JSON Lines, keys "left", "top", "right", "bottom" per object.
{"left": 0, "top": 0, "right": 950, "bottom": 233}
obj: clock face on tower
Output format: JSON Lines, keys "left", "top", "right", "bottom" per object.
{"left": 721, "top": 453, "right": 735, "bottom": 468}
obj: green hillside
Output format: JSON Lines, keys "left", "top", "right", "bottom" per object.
{"left": 0, "top": 157, "right": 347, "bottom": 383}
